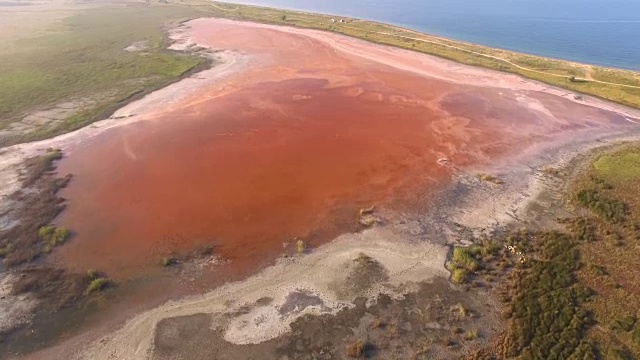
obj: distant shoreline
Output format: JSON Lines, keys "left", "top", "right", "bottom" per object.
{"left": 202, "top": 1, "right": 640, "bottom": 110}
{"left": 220, "top": 0, "right": 640, "bottom": 72}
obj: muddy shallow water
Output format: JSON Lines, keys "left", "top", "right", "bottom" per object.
{"left": 53, "top": 18, "right": 632, "bottom": 281}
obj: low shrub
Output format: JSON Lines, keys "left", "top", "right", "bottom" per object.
{"left": 346, "top": 339, "right": 366, "bottom": 358}
{"left": 161, "top": 257, "right": 177, "bottom": 267}
{"left": 296, "top": 239, "right": 306, "bottom": 254}
{"left": 85, "top": 277, "right": 109, "bottom": 295}
{"left": 452, "top": 247, "right": 480, "bottom": 272}
{"left": 451, "top": 268, "right": 468, "bottom": 284}
{"left": 38, "top": 225, "right": 70, "bottom": 247}
{"left": 463, "top": 329, "right": 479, "bottom": 341}
{"left": 576, "top": 189, "right": 627, "bottom": 223}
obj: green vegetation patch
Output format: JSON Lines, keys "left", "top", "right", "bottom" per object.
{"left": 447, "top": 240, "right": 501, "bottom": 285}
{"left": 499, "top": 230, "right": 596, "bottom": 359}
{"left": 0, "top": 4, "right": 210, "bottom": 146}
{"left": 594, "top": 148, "right": 640, "bottom": 183}
{"left": 38, "top": 225, "right": 70, "bottom": 253}
{"left": 576, "top": 189, "right": 627, "bottom": 223}
{"left": 85, "top": 277, "right": 110, "bottom": 295}
{"left": 471, "top": 146, "right": 640, "bottom": 359}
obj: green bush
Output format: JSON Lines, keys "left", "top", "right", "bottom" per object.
{"left": 452, "top": 247, "right": 479, "bottom": 271}
{"left": 612, "top": 316, "right": 637, "bottom": 332}
{"left": 501, "top": 231, "right": 596, "bottom": 359}
{"left": 451, "top": 268, "right": 468, "bottom": 284}
{"left": 38, "top": 225, "right": 70, "bottom": 247}
{"left": 85, "top": 278, "right": 109, "bottom": 295}
{"left": 463, "top": 329, "right": 479, "bottom": 340}
{"left": 576, "top": 189, "right": 627, "bottom": 223}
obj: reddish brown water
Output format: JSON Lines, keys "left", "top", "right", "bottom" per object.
{"left": 54, "top": 19, "right": 630, "bottom": 279}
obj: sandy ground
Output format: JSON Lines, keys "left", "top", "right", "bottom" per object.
{"left": 0, "top": 273, "right": 36, "bottom": 335}
{"left": 1, "top": 17, "right": 640, "bottom": 360}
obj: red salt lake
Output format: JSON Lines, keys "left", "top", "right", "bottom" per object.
{"left": 53, "top": 18, "right": 630, "bottom": 279}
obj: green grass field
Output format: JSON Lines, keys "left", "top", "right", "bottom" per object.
{"left": 205, "top": 1, "right": 640, "bottom": 110}
{"left": 0, "top": 3, "right": 212, "bottom": 146}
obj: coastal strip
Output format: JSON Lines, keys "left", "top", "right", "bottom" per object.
{"left": 192, "top": 0, "right": 640, "bottom": 110}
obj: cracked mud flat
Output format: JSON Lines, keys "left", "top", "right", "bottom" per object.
{"left": 1, "top": 17, "right": 640, "bottom": 360}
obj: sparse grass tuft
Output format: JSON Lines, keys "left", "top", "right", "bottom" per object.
{"left": 463, "top": 329, "right": 479, "bottom": 341}
{"left": 452, "top": 247, "right": 480, "bottom": 271}
{"left": 370, "top": 318, "right": 385, "bottom": 329}
{"left": 87, "top": 268, "right": 99, "bottom": 280}
{"left": 296, "top": 239, "right": 306, "bottom": 254}
{"left": 478, "top": 173, "right": 504, "bottom": 185}
{"left": 85, "top": 277, "right": 110, "bottom": 295}
{"left": 161, "top": 257, "right": 177, "bottom": 267}
{"left": 346, "top": 339, "right": 367, "bottom": 358}
{"left": 38, "top": 225, "right": 70, "bottom": 252}
{"left": 451, "top": 268, "right": 468, "bottom": 284}
{"left": 542, "top": 166, "right": 565, "bottom": 177}
{"left": 0, "top": 245, "right": 11, "bottom": 258}
{"left": 450, "top": 303, "right": 469, "bottom": 318}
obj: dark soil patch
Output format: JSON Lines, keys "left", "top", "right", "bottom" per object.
{"left": 0, "top": 149, "right": 70, "bottom": 267}
{"left": 10, "top": 267, "right": 94, "bottom": 310}
{"left": 0, "top": 150, "right": 113, "bottom": 358}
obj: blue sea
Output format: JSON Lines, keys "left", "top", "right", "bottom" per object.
{"left": 224, "top": 0, "right": 640, "bottom": 71}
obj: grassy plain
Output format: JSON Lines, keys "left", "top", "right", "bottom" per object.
{"left": 0, "top": 2, "right": 211, "bottom": 146}
{"left": 203, "top": 1, "right": 640, "bottom": 110}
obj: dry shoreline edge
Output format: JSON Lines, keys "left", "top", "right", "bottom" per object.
{"left": 0, "top": 11, "right": 640, "bottom": 360}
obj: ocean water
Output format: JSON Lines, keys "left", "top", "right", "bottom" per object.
{"left": 225, "top": 0, "right": 640, "bottom": 70}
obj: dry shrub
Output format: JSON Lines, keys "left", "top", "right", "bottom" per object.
{"left": 346, "top": 339, "right": 366, "bottom": 358}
